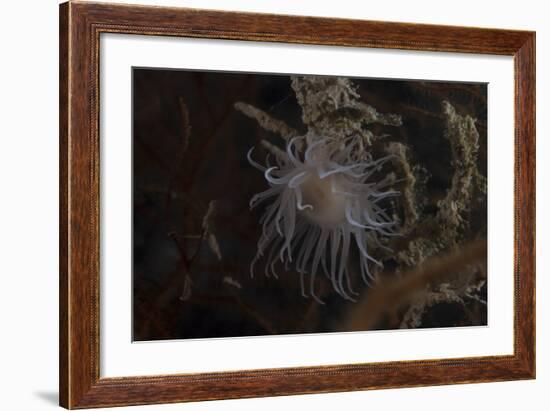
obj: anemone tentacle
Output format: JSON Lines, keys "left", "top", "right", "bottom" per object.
{"left": 248, "top": 135, "right": 398, "bottom": 302}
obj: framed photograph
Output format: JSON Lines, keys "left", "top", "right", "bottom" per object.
{"left": 59, "top": 1, "right": 535, "bottom": 408}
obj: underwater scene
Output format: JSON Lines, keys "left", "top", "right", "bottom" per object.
{"left": 132, "top": 68, "right": 487, "bottom": 341}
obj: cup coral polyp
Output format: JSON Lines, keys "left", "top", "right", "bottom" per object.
{"left": 249, "top": 134, "right": 399, "bottom": 302}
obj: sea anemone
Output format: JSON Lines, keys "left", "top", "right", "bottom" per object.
{"left": 248, "top": 133, "right": 399, "bottom": 303}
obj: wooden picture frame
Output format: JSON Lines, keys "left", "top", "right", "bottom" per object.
{"left": 59, "top": 1, "right": 535, "bottom": 408}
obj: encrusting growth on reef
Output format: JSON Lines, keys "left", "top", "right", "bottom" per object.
{"left": 236, "top": 75, "right": 487, "bottom": 327}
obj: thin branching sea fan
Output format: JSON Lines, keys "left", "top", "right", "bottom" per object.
{"left": 248, "top": 133, "right": 399, "bottom": 303}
